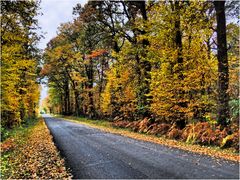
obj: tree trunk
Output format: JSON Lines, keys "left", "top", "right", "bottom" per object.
{"left": 175, "top": 1, "right": 183, "bottom": 76}
{"left": 174, "top": 1, "right": 186, "bottom": 129}
{"left": 63, "top": 77, "right": 70, "bottom": 115}
{"left": 214, "top": 1, "right": 229, "bottom": 126}
{"left": 131, "top": 1, "right": 152, "bottom": 117}
{"left": 74, "top": 90, "right": 80, "bottom": 116}
{"left": 66, "top": 69, "right": 80, "bottom": 116}
{"left": 139, "top": 1, "right": 152, "bottom": 118}
{"left": 86, "top": 57, "right": 95, "bottom": 118}
{"left": 61, "top": 94, "right": 64, "bottom": 115}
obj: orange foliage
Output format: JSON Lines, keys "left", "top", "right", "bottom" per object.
{"left": 1, "top": 138, "right": 15, "bottom": 152}
{"left": 147, "top": 123, "right": 171, "bottom": 136}
{"left": 112, "top": 120, "right": 239, "bottom": 151}
{"left": 167, "top": 125, "right": 182, "bottom": 139}
{"left": 87, "top": 49, "right": 108, "bottom": 59}
{"left": 40, "top": 64, "right": 52, "bottom": 76}
{"left": 112, "top": 120, "right": 130, "bottom": 128}
{"left": 181, "top": 122, "right": 230, "bottom": 146}
{"left": 138, "top": 118, "right": 150, "bottom": 133}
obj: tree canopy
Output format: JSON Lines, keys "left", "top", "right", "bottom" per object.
{"left": 1, "top": 0, "right": 41, "bottom": 127}
{"left": 41, "top": 0, "right": 239, "bottom": 130}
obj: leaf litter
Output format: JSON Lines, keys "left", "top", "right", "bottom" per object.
{"left": 1, "top": 118, "right": 72, "bottom": 179}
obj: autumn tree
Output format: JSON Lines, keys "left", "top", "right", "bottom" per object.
{"left": 44, "top": 0, "right": 238, "bottom": 133}
{"left": 42, "top": 34, "right": 73, "bottom": 115}
{"left": 227, "top": 22, "right": 239, "bottom": 123}
{"left": 1, "top": 0, "right": 41, "bottom": 127}
{"left": 41, "top": 18, "right": 110, "bottom": 118}
{"left": 73, "top": 1, "right": 154, "bottom": 118}
{"left": 146, "top": 1, "right": 218, "bottom": 127}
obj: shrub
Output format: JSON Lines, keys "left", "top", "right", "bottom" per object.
{"left": 146, "top": 123, "right": 158, "bottom": 135}
{"left": 126, "top": 121, "right": 140, "bottom": 132}
{"left": 181, "top": 124, "right": 194, "bottom": 142}
{"left": 147, "top": 123, "right": 171, "bottom": 136}
{"left": 182, "top": 122, "right": 223, "bottom": 145}
{"left": 229, "top": 99, "right": 239, "bottom": 123}
{"left": 1, "top": 126, "right": 10, "bottom": 142}
{"left": 167, "top": 128, "right": 182, "bottom": 139}
{"left": 221, "top": 131, "right": 239, "bottom": 152}
{"left": 1, "top": 138, "right": 15, "bottom": 152}
{"left": 112, "top": 120, "right": 129, "bottom": 128}
{"left": 111, "top": 118, "right": 239, "bottom": 151}
{"left": 138, "top": 118, "right": 150, "bottom": 133}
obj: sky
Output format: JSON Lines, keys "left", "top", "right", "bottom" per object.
{"left": 38, "top": 0, "right": 87, "bottom": 106}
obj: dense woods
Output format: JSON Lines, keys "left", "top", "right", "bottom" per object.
{"left": 42, "top": 1, "right": 238, "bottom": 122}
{"left": 1, "top": 0, "right": 239, "bottom": 150}
{"left": 1, "top": 1, "right": 239, "bottom": 179}
{"left": 40, "top": 0, "right": 239, "bottom": 149}
{"left": 1, "top": 0, "right": 41, "bottom": 129}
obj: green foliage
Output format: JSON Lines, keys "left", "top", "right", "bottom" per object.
{"left": 229, "top": 99, "right": 239, "bottom": 123}
{"left": 205, "top": 115, "right": 217, "bottom": 126}
{"left": 0, "top": 117, "right": 39, "bottom": 178}
{"left": 1, "top": 126, "right": 10, "bottom": 142}
{"left": 1, "top": 153, "right": 11, "bottom": 179}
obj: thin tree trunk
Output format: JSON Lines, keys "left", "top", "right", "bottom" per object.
{"left": 74, "top": 90, "right": 80, "bottom": 116}
{"left": 86, "top": 57, "right": 95, "bottom": 118}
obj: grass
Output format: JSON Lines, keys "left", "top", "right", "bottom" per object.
{"left": 1, "top": 118, "right": 39, "bottom": 142}
{"left": 59, "top": 115, "right": 112, "bottom": 127}
{"left": 55, "top": 115, "right": 239, "bottom": 162}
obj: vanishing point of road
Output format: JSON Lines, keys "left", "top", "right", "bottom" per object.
{"left": 44, "top": 115, "right": 239, "bottom": 179}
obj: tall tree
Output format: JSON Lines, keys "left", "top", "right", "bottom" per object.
{"left": 214, "top": 1, "right": 229, "bottom": 126}
{"left": 1, "top": 0, "right": 41, "bottom": 127}
{"left": 125, "top": 1, "right": 152, "bottom": 117}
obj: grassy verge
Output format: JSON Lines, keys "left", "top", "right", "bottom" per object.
{"left": 55, "top": 115, "right": 239, "bottom": 162}
{"left": 1, "top": 118, "right": 39, "bottom": 142}
{"left": 0, "top": 117, "right": 72, "bottom": 179}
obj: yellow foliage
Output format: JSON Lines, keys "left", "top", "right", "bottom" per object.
{"left": 101, "top": 50, "right": 137, "bottom": 118}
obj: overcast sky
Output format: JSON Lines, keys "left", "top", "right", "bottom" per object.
{"left": 39, "top": 0, "right": 87, "bottom": 106}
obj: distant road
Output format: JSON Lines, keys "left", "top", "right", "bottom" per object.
{"left": 44, "top": 116, "right": 239, "bottom": 179}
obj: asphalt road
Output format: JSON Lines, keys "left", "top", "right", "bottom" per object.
{"left": 44, "top": 115, "right": 239, "bottom": 179}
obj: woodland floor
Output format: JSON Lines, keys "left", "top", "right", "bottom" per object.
{"left": 0, "top": 118, "right": 72, "bottom": 179}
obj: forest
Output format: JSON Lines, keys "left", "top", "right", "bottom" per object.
{"left": 1, "top": 1, "right": 239, "bottom": 150}
{"left": 1, "top": 1, "right": 41, "bottom": 129}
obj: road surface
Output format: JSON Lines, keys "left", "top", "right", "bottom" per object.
{"left": 44, "top": 115, "right": 239, "bottom": 179}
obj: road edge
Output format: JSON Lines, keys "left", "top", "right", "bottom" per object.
{"left": 56, "top": 116, "right": 239, "bottom": 163}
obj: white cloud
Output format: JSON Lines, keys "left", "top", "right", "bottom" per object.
{"left": 37, "top": 0, "right": 87, "bottom": 50}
